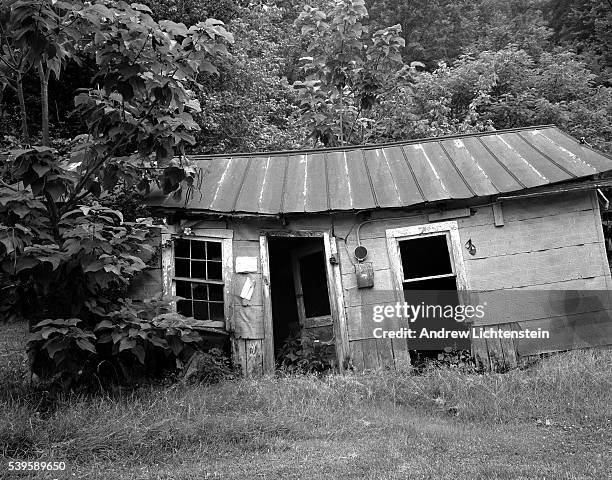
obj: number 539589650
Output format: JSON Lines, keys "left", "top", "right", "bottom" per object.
{"left": 8, "top": 461, "right": 66, "bottom": 471}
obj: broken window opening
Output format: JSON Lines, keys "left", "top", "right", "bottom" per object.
{"left": 400, "top": 234, "right": 455, "bottom": 283}
{"left": 398, "top": 232, "right": 468, "bottom": 365}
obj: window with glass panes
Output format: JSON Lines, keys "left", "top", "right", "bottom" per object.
{"left": 173, "top": 238, "right": 225, "bottom": 322}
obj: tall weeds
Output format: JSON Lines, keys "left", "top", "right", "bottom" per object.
{"left": 1, "top": 349, "right": 610, "bottom": 462}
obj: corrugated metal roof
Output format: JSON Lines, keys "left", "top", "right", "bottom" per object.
{"left": 149, "top": 126, "right": 612, "bottom": 215}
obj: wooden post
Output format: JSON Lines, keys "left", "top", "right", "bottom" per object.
{"left": 493, "top": 202, "right": 504, "bottom": 227}
{"left": 323, "top": 233, "right": 350, "bottom": 371}
{"left": 259, "top": 235, "right": 275, "bottom": 374}
{"left": 160, "top": 232, "right": 174, "bottom": 299}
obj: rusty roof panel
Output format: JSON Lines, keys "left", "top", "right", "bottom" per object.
{"left": 209, "top": 157, "right": 250, "bottom": 212}
{"left": 461, "top": 136, "right": 524, "bottom": 192}
{"left": 521, "top": 129, "right": 602, "bottom": 175}
{"left": 479, "top": 135, "right": 548, "bottom": 188}
{"left": 421, "top": 142, "right": 474, "bottom": 199}
{"left": 282, "top": 154, "right": 307, "bottom": 212}
{"left": 439, "top": 139, "right": 498, "bottom": 197}
{"left": 382, "top": 147, "right": 425, "bottom": 207}
{"left": 549, "top": 129, "right": 612, "bottom": 172}
{"left": 258, "top": 155, "right": 286, "bottom": 214}
{"left": 190, "top": 157, "right": 228, "bottom": 209}
{"left": 304, "top": 152, "right": 328, "bottom": 212}
{"left": 234, "top": 156, "right": 266, "bottom": 213}
{"left": 346, "top": 150, "right": 376, "bottom": 209}
{"left": 498, "top": 133, "right": 571, "bottom": 183}
{"left": 403, "top": 143, "right": 452, "bottom": 202}
{"left": 326, "top": 151, "right": 353, "bottom": 211}
{"left": 149, "top": 126, "right": 612, "bottom": 215}
{"left": 364, "top": 148, "right": 400, "bottom": 208}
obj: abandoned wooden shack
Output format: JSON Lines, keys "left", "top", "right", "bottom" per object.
{"left": 140, "top": 125, "right": 612, "bottom": 374}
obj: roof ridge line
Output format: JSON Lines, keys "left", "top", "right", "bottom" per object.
{"left": 188, "top": 125, "right": 558, "bottom": 159}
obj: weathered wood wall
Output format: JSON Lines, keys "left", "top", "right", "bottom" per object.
{"left": 186, "top": 219, "right": 267, "bottom": 376}
{"left": 459, "top": 190, "right": 612, "bottom": 369}
{"left": 135, "top": 189, "right": 612, "bottom": 374}
{"left": 331, "top": 190, "right": 612, "bottom": 371}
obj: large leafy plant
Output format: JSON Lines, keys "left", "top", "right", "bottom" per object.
{"left": 0, "top": 0, "right": 233, "bottom": 388}
{"left": 27, "top": 303, "right": 212, "bottom": 388}
{"left": 293, "top": 0, "right": 416, "bottom": 146}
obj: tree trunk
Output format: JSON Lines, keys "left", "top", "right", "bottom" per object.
{"left": 338, "top": 86, "right": 344, "bottom": 146}
{"left": 38, "top": 62, "right": 50, "bottom": 146}
{"left": 16, "top": 72, "right": 30, "bottom": 144}
{"left": 0, "top": 88, "right": 4, "bottom": 128}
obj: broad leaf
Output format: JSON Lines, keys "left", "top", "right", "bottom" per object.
{"left": 76, "top": 338, "right": 97, "bottom": 354}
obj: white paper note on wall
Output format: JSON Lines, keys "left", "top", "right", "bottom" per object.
{"left": 239, "top": 276, "right": 255, "bottom": 300}
{"left": 235, "top": 256, "right": 258, "bottom": 273}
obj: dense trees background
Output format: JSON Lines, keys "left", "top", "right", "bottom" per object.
{"left": 1, "top": 0, "right": 610, "bottom": 153}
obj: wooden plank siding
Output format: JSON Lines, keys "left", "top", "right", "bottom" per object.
{"left": 246, "top": 339, "right": 264, "bottom": 376}
{"left": 142, "top": 189, "right": 612, "bottom": 375}
{"left": 457, "top": 190, "right": 612, "bottom": 367}
{"left": 335, "top": 190, "right": 612, "bottom": 371}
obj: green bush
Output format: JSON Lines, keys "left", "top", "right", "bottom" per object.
{"left": 26, "top": 300, "right": 220, "bottom": 390}
{"left": 276, "top": 333, "right": 334, "bottom": 374}
{"left": 181, "top": 348, "right": 235, "bottom": 385}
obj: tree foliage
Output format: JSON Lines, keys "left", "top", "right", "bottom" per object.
{"left": 0, "top": 0, "right": 233, "bottom": 388}
{"left": 140, "top": 0, "right": 243, "bottom": 25}
{"left": 291, "top": 0, "right": 611, "bottom": 149}
{"left": 193, "top": 4, "right": 305, "bottom": 153}
{"left": 2, "top": 0, "right": 609, "bottom": 150}
{"left": 366, "top": 0, "right": 553, "bottom": 67}
{"left": 0, "top": 0, "right": 85, "bottom": 145}
{"left": 293, "top": 0, "right": 416, "bottom": 146}
{"left": 342, "top": 45, "right": 611, "bottom": 150}
{"left": 546, "top": 0, "right": 612, "bottom": 84}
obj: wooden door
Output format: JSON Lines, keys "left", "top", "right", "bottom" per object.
{"left": 290, "top": 244, "right": 334, "bottom": 343}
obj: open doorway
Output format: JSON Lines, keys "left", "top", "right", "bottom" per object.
{"left": 266, "top": 236, "right": 335, "bottom": 371}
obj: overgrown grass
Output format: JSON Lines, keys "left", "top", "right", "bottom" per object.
{"left": 1, "top": 327, "right": 611, "bottom": 479}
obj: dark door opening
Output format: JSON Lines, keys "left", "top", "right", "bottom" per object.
{"left": 267, "top": 236, "right": 335, "bottom": 369}
{"left": 398, "top": 233, "right": 469, "bottom": 364}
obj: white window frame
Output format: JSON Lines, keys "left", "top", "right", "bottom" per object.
{"left": 161, "top": 228, "right": 233, "bottom": 330}
{"left": 385, "top": 221, "right": 469, "bottom": 301}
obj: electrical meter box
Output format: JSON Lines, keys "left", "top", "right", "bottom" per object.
{"left": 355, "top": 262, "right": 374, "bottom": 288}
